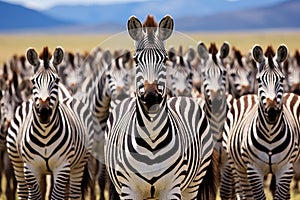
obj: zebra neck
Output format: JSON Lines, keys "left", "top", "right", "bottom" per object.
{"left": 136, "top": 97, "right": 168, "bottom": 140}
{"left": 204, "top": 96, "right": 227, "bottom": 118}
{"left": 32, "top": 106, "right": 59, "bottom": 135}
{"left": 258, "top": 105, "right": 284, "bottom": 132}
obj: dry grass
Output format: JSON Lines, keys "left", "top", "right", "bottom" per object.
{"left": 0, "top": 30, "right": 299, "bottom": 63}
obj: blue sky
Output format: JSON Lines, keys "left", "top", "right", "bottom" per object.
{"left": 2, "top": 0, "right": 150, "bottom": 9}
{"left": 2, "top": 0, "right": 286, "bottom": 10}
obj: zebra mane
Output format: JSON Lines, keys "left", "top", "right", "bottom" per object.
{"left": 20, "top": 55, "right": 26, "bottom": 69}
{"left": 209, "top": 43, "right": 218, "bottom": 65}
{"left": 39, "top": 46, "right": 52, "bottom": 69}
{"left": 265, "top": 45, "right": 275, "bottom": 69}
{"left": 142, "top": 15, "right": 158, "bottom": 29}
{"left": 68, "top": 52, "right": 75, "bottom": 69}
{"left": 234, "top": 49, "right": 244, "bottom": 68}
{"left": 142, "top": 15, "right": 158, "bottom": 43}
{"left": 295, "top": 50, "right": 300, "bottom": 66}
{"left": 178, "top": 46, "right": 186, "bottom": 67}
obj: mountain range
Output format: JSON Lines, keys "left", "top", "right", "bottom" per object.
{"left": 0, "top": 0, "right": 299, "bottom": 33}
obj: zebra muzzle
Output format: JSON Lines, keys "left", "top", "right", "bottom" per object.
{"left": 140, "top": 81, "right": 163, "bottom": 114}
{"left": 37, "top": 99, "right": 52, "bottom": 124}
{"left": 265, "top": 99, "right": 281, "bottom": 123}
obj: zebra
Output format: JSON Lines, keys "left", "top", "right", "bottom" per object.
{"left": 195, "top": 41, "right": 237, "bottom": 199}
{"left": 223, "top": 44, "right": 300, "bottom": 199}
{"left": 90, "top": 49, "right": 132, "bottom": 200}
{"left": 227, "top": 47, "right": 254, "bottom": 99}
{"left": 105, "top": 14, "right": 214, "bottom": 199}
{"left": 6, "top": 46, "right": 94, "bottom": 199}
{"left": 286, "top": 50, "right": 300, "bottom": 95}
{"left": 166, "top": 45, "right": 195, "bottom": 97}
{"left": 58, "top": 51, "right": 85, "bottom": 95}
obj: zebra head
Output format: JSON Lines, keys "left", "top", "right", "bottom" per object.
{"left": 27, "top": 46, "right": 64, "bottom": 124}
{"left": 59, "top": 51, "right": 84, "bottom": 94}
{"left": 227, "top": 48, "right": 253, "bottom": 98}
{"left": 167, "top": 46, "right": 195, "bottom": 97}
{"left": 252, "top": 44, "right": 288, "bottom": 123}
{"left": 106, "top": 50, "right": 132, "bottom": 102}
{"left": 288, "top": 50, "right": 300, "bottom": 95}
{"left": 127, "top": 15, "right": 174, "bottom": 114}
{"left": 197, "top": 42, "right": 230, "bottom": 109}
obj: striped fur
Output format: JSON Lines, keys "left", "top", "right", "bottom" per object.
{"left": 105, "top": 15, "right": 213, "bottom": 199}
{"left": 223, "top": 44, "right": 300, "bottom": 199}
{"left": 6, "top": 47, "right": 94, "bottom": 199}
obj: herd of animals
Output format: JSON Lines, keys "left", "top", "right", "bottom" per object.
{"left": 0, "top": 14, "right": 300, "bottom": 199}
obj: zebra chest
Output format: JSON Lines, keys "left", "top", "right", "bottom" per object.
{"left": 241, "top": 117, "right": 295, "bottom": 168}
{"left": 19, "top": 120, "right": 75, "bottom": 171}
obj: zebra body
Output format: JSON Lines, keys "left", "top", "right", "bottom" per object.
{"left": 223, "top": 44, "right": 300, "bottom": 199}
{"left": 105, "top": 15, "right": 213, "bottom": 199}
{"left": 7, "top": 47, "right": 93, "bottom": 199}
{"left": 106, "top": 96, "right": 211, "bottom": 199}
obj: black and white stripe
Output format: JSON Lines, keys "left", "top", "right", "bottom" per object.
{"left": 223, "top": 44, "right": 300, "bottom": 199}
{"left": 6, "top": 47, "right": 93, "bottom": 199}
{"left": 105, "top": 15, "right": 213, "bottom": 199}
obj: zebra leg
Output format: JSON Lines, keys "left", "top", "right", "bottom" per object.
{"left": 9, "top": 158, "right": 28, "bottom": 199}
{"left": 236, "top": 167, "right": 254, "bottom": 200}
{"left": 52, "top": 165, "right": 70, "bottom": 200}
{"left": 98, "top": 162, "right": 109, "bottom": 200}
{"left": 159, "top": 184, "right": 182, "bottom": 200}
{"left": 0, "top": 150, "right": 4, "bottom": 196}
{"left": 274, "top": 164, "right": 294, "bottom": 200}
{"left": 246, "top": 165, "right": 266, "bottom": 200}
{"left": 109, "top": 182, "right": 120, "bottom": 200}
{"left": 23, "top": 163, "right": 43, "bottom": 200}
{"left": 4, "top": 152, "right": 17, "bottom": 200}
{"left": 220, "top": 160, "right": 237, "bottom": 200}
{"left": 69, "top": 164, "right": 86, "bottom": 199}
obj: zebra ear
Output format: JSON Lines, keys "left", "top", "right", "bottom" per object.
{"left": 122, "top": 50, "right": 131, "bottom": 64}
{"left": 53, "top": 46, "right": 64, "bottom": 67}
{"left": 26, "top": 48, "right": 40, "bottom": 67}
{"left": 168, "top": 46, "right": 177, "bottom": 62}
{"left": 252, "top": 44, "right": 264, "bottom": 63}
{"left": 158, "top": 15, "right": 174, "bottom": 41}
{"left": 219, "top": 42, "right": 230, "bottom": 59}
{"left": 197, "top": 42, "right": 209, "bottom": 60}
{"left": 128, "top": 15, "right": 143, "bottom": 41}
{"left": 103, "top": 50, "right": 112, "bottom": 70}
{"left": 185, "top": 47, "right": 195, "bottom": 63}
{"left": 276, "top": 44, "right": 288, "bottom": 63}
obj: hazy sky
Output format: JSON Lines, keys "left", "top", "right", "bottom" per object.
{"left": 2, "top": 0, "right": 286, "bottom": 11}
{"left": 3, "top": 0, "right": 151, "bottom": 10}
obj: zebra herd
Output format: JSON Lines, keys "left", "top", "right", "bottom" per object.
{"left": 0, "top": 14, "right": 300, "bottom": 199}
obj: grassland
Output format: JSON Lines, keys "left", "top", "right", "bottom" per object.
{"left": 0, "top": 30, "right": 300, "bottom": 63}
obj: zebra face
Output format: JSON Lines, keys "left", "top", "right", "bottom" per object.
{"left": 197, "top": 42, "right": 229, "bottom": 107}
{"left": 106, "top": 51, "right": 132, "bottom": 101}
{"left": 128, "top": 15, "right": 173, "bottom": 114}
{"left": 27, "top": 47, "right": 64, "bottom": 124}
{"left": 288, "top": 50, "right": 300, "bottom": 94}
{"left": 59, "top": 52, "right": 84, "bottom": 94}
{"left": 252, "top": 44, "right": 288, "bottom": 123}
{"left": 167, "top": 46, "right": 194, "bottom": 97}
{"left": 228, "top": 49, "right": 253, "bottom": 98}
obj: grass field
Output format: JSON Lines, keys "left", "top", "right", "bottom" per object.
{"left": 0, "top": 30, "right": 300, "bottom": 63}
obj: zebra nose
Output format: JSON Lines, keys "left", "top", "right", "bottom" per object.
{"left": 177, "top": 88, "right": 190, "bottom": 97}
{"left": 141, "top": 81, "right": 163, "bottom": 113}
{"left": 38, "top": 98, "right": 52, "bottom": 124}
